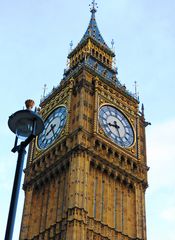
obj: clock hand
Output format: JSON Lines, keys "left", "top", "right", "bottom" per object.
{"left": 108, "top": 121, "right": 120, "bottom": 129}
{"left": 114, "top": 121, "right": 121, "bottom": 138}
{"left": 46, "top": 123, "right": 56, "bottom": 136}
{"left": 109, "top": 122, "right": 119, "bottom": 128}
{"left": 41, "top": 138, "right": 48, "bottom": 144}
{"left": 113, "top": 121, "right": 125, "bottom": 146}
{"left": 51, "top": 125, "right": 56, "bottom": 135}
{"left": 108, "top": 121, "right": 122, "bottom": 140}
{"left": 46, "top": 128, "right": 52, "bottom": 136}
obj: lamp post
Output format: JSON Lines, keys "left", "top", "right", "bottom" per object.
{"left": 5, "top": 100, "right": 44, "bottom": 240}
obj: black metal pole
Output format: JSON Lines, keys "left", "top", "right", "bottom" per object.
{"left": 4, "top": 144, "right": 26, "bottom": 240}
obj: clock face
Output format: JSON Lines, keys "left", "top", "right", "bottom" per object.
{"left": 99, "top": 105, "right": 134, "bottom": 148}
{"left": 38, "top": 106, "right": 67, "bottom": 149}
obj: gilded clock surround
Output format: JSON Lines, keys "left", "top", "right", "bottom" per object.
{"left": 20, "top": 2, "right": 148, "bottom": 240}
{"left": 37, "top": 105, "right": 68, "bottom": 150}
{"left": 98, "top": 104, "right": 135, "bottom": 148}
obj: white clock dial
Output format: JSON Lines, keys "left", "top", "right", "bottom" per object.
{"left": 99, "top": 105, "right": 134, "bottom": 147}
{"left": 38, "top": 106, "right": 67, "bottom": 149}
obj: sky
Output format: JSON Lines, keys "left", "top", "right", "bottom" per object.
{"left": 0, "top": 0, "right": 175, "bottom": 239}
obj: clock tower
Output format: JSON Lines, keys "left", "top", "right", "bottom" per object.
{"left": 20, "top": 2, "right": 148, "bottom": 240}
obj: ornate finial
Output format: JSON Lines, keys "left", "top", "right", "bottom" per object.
{"left": 43, "top": 84, "right": 47, "bottom": 98}
{"left": 141, "top": 104, "right": 145, "bottom": 116}
{"left": 111, "top": 39, "right": 117, "bottom": 69}
{"left": 134, "top": 81, "right": 139, "bottom": 99}
{"left": 89, "top": 0, "right": 98, "bottom": 13}
{"left": 25, "top": 99, "right": 35, "bottom": 110}
{"left": 69, "top": 40, "right": 73, "bottom": 52}
{"left": 111, "top": 39, "right": 115, "bottom": 50}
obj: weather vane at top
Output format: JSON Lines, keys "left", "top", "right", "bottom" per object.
{"left": 89, "top": 0, "right": 98, "bottom": 13}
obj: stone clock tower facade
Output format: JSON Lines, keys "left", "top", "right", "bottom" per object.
{"left": 20, "top": 2, "right": 148, "bottom": 240}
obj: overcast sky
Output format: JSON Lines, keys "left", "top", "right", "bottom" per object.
{"left": 0, "top": 0, "right": 175, "bottom": 239}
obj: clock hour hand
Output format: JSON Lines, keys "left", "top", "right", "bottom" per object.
{"left": 46, "top": 123, "right": 56, "bottom": 136}
{"left": 51, "top": 123, "right": 56, "bottom": 135}
{"left": 108, "top": 121, "right": 121, "bottom": 138}
{"left": 108, "top": 121, "right": 120, "bottom": 129}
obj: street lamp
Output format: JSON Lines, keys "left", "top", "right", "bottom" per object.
{"left": 5, "top": 100, "right": 44, "bottom": 240}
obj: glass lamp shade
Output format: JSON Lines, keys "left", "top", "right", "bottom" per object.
{"left": 8, "top": 109, "right": 44, "bottom": 139}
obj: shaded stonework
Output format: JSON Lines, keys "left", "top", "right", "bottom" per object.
{"left": 20, "top": 2, "right": 148, "bottom": 240}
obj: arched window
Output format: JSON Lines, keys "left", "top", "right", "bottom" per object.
{"left": 96, "top": 51, "right": 99, "bottom": 58}
{"left": 92, "top": 48, "right": 95, "bottom": 56}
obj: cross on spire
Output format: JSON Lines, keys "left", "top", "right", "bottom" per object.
{"left": 89, "top": 0, "right": 98, "bottom": 13}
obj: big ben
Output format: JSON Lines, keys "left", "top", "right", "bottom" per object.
{"left": 20, "top": 1, "right": 148, "bottom": 239}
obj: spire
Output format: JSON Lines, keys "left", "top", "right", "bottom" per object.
{"left": 80, "top": 1, "right": 108, "bottom": 47}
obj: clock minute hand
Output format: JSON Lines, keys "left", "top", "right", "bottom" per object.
{"left": 51, "top": 124, "right": 56, "bottom": 135}
{"left": 114, "top": 121, "right": 121, "bottom": 138}
{"left": 46, "top": 123, "right": 56, "bottom": 136}
{"left": 108, "top": 121, "right": 121, "bottom": 138}
{"left": 46, "top": 128, "right": 52, "bottom": 136}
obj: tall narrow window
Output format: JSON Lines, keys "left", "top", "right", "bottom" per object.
{"left": 93, "top": 177, "right": 98, "bottom": 218}
{"left": 101, "top": 180, "right": 104, "bottom": 221}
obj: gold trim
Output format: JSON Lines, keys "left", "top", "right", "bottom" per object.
{"left": 98, "top": 103, "right": 136, "bottom": 149}
{"left": 36, "top": 104, "right": 68, "bottom": 152}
